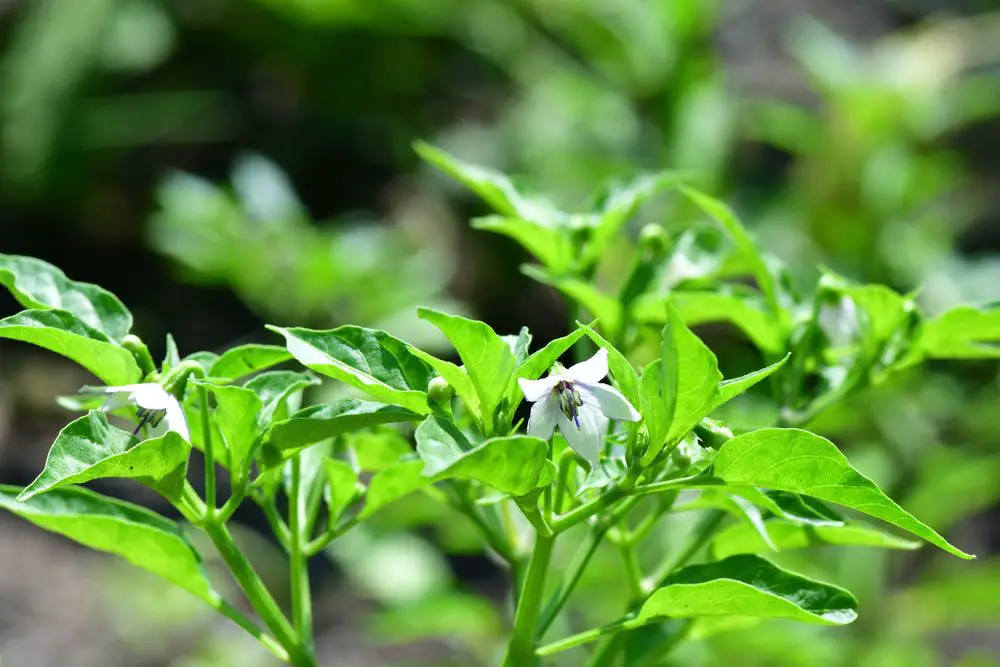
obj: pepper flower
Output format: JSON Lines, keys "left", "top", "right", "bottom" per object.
{"left": 518, "top": 348, "right": 640, "bottom": 464}
{"left": 88, "top": 383, "right": 190, "bottom": 442}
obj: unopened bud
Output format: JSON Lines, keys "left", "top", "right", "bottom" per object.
{"left": 638, "top": 223, "right": 670, "bottom": 258}
{"left": 122, "top": 334, "right": 156, "bottom": 377}
{"left": 428, "top": 376, "right": 454, "bottom": 402}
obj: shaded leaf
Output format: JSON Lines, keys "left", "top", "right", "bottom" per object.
{"left": 715, "top": 354, "right": 789, "bottom": 409}
{"left": 711, "top": 518, "right": 920, "bottom": 559}
{"left": 472, "top": 215, "right": 572, "bottom": 271}
{"left": 523, "top": 266, "right": 623, "bottom": 342}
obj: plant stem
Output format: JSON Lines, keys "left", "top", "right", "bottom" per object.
{"left": 620, "top": 541, "right": 644, "bottom": 604}
{"left": 289, "top": 456, "right": 313, "bottom": 643}
{"left": 199, "top": 385, "right": 217, "bottom": 514}
{"left": 536, "top": 617, "right": 647, "bottom": 657}
{"left": 212, "top": 599, "right": 289, "bottom": 662}
{"left": 646, "top": 510, "right": 725, "bottom": 591}
{"left": 503, "top": 532, "right": 556, "bottom": 666}
{"left": 537, "top": 527, "right": 602, "bottom": 635}
{"left": 203, "top": 521, "right": 315, "bottom": 667}
{"left": 551, "top": 467, "right": 640, "bottom": 533}
{"left": 254, "top": 491, "right": 291, "bottom": 550}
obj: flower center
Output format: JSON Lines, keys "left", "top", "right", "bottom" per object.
{"left": 555, "top": 380, "right": 583, "bottom": 427}
{"left": 134, "top": 406, "right": 166, "bottom": 436}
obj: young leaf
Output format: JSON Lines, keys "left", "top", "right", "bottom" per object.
{"left": 713, "top": 429, "right": 974, "bottom": 559}
{"left": 711, "top": 518, "right": 921, "bottom": 559}
{"left": 0, "top": 254, "right": 133, "bottom": 341}
{"left": 638, "top": 554, "right": 857, "bottom": 625}
{"left": 506, "top": 326, "right": 532, "bottom": 364}
{"left": 17, "top": 412, "right": 190, "bottom": 501}
{"left": 915, "top": 305, "right": 1000, "bottom": 360}
{"left": 634, "top": 290, "right": 785, "bottom": 354}
{"left": 417, "top": 308, "right": 517, "bottom": 430}
{"left": 472, "top": 216, "right": 573, "bottom": 272}
{"left": 0, "top": 310, "right": 141, "bottom": 385}
{"left": 268, "top": 325, "right": 434, "bottom": 414}
{"left": 523, "top": 266, "right": 623, "bottom": 342}
{"left": 265, "top": 400, "right": 422, "bottom": 462}
{"left": 0, "top": 485, "right": 219, "bottom": 604}
{"left": 714, "top": 354, "right": 789, "bottom": 409}
{"left": 359, "top": 459, "right": 427, "bottom": 519}
{"left": 210, "top": 344, "right": 293, "bottom": 380}
{"left": 196, "top": 382, "right": 262, "bottom": 483}
{"left": 324, "top": 458, "right": 359, "bottom": 523}
{"left": 244, "top": 370, "right": 319, "bottom": 425}
{"left": 163, "top": 334, "right": 181, "bottom": 371}
{"left": 414, "top": 416, "right": 473, "bottom": 476}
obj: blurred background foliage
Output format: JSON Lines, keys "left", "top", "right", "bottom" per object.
{"left": 2, "top": 0, "right": 1000, "bottom": 666}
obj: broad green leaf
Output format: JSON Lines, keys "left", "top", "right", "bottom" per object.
{"left": 414, "top": 141, "right": 566, "bottom": 225}
{"left": 0, "top": 485, "right": 219, "bottom": 604}
{"left": 244, "top": 370, "right": 319, "bottom": 425}
{"left": 414, "top": 416, "right": 473, "bottom": 476}
{"left": 18, "top": 412, "right": 190, "bottom": 501}
{"left": 472, "top": 215, "right": 572, "bottom": 271}
{"left": 638, "top": 555, "right": 857, "bottom": 626}
{"left": 579, "top": 322, "right": 640, "bottom": 405}
{"left": 678, "top": 187, "right": 781, "bottom": 315}
{"left": 266, "top": 400, "right": 422, "bottom": 461}
{"left": 417, "top": 308, "right": 517, "bottom": 429}
{"left": 641, "top": 310, "right": 722, "bottom": 465}
{"left": 196, "top": 382, "right": 262, "bottom": 483}
{"left": 713, "top": 429, "right": 974, "bottom": 559}
{"left": 0, "top": 309, "right": 141, "bottom": 385}
{"left": 633, "top": 291, "right": 785, "bottom": 354}
{"left": 915, "top": 305, "right": 1000, "bottom": 360}
{"left": 431, "top": 435, "right": 553, "bottom": 496}
{"left": 268, "top": 325, "right": 434, "bottom": 414}
{"left": 324, "top": 458, "right": 359, "bottom": 523}
{"left": 348, "top": 427, "right": 413, "bottom": 471}
{"left": 0, "top": 254, "right": 132, "bottom": 340}
{"left": 711, "top": 519, "right": 921, "bottom": 559}
{"left": 407, "top": 347, "right": 480, "bottom": 419}
{"left": 523, "top": 266, "right": 623, "bottom": 342}
{"left": 715, "top": 354, "right": 789, "bottom": 409}
{"left": 210, "top": 344, "right": 293, "bottom": 380}
{"left": 360, "top": 459, "right": 427, "bottom": 519}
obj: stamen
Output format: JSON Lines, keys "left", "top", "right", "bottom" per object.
{"left": 555, "top": 380, "right": 583, "bottom": 427}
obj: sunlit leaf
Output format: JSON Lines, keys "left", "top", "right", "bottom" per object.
{"left": 472, "top": 216, "right": 573, "bottom": 271}
{"left": 323, "top": 458, "right": 359, "bottom": 523}
{"left": 210, "top": 344, "right": 293, "bottom": 380}
{"left": 196, "top": 382, "right": 262, "bottom": 484}
{"left": 244, "top": 370, "right": 319, "bottom": 425}
{"left": 578, "top": 322, "right": 640, "bottom": 405}
{"left": 360, "top": 459, "right": 427, "bottom": 519}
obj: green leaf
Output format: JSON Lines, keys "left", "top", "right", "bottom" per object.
{"left": 638, "top": 554, "right": 857, "bottom": 625}
{"left": 414, "top": 141, "right": 565, "bottom": 225}
{"left": 268, "top": 325, "right": 434, "bottom": 414}
{"left": 407, "top": 347, "right": 480, "bottom": 420}
{"left": 324, "top": 458, "right": 359, "bottom": 523}
{"left": 0, "top": 309, "right": 141, "bottom": 385}
{"left": 163, "top": 334, "right": 181, "bottom": 370}
{"left": 0, "top": 485, "right": 219, "bottom": 604}
{"left": 417, "top": 308, "right": 517, "bottom": 430}
{"left": 523, "top": 266, "right": 623, "bottom": 342}
{"left": 713, "top": 429, "right": 974, "bottom": 559}
{"left": 734, "top": 489, "right": 844, "bottom": 526}
{"left": 578, "top": 321, "right": 640, "bottom": 406}
{"left": 210, "top": 344, "right": 293, "bottom": 380}
{"left": 196, "top": 383, "right": 262, "bottom": 483}
{"left": 0, "top": 254, "right": 132, "bottom": 340}
{"left": 678, "top": 187, "right": 781, "bottom": 315}
{"left": 414, "top": 417, "right": 552, "bottom": 495}
{"left": 634, "top": 291, "right": 785, "bottom": 354}
{"left": 183, "top": 351, "right": 220, "bottom": 374}
{"left": 18, "top": 412, "right": 190, "bottom": 501}
{"left": 915, "top": 305, "right": 1000, "bottom": 360}
{"left": 711, "top": 519, "right": 921, "bottom": 559}
{"left": 641, "top": 310, "right": 722, "bottom": 465}
{"left": 819, "top": 273, "right": 910, "bottom": 347}
{"left": 472, "top": 215, "right": 572, "bottom": 271}
{"left": 266, "top": 400, "right": 422, "bottom": 462}
{"left": 715, "top": 354, "right": 789, "bottom": 409}
{"left": 360, "top": 459, "right": 427, "bottom": 519}
{"left": 348, "top": 427, "right": 413, "bottom": 471}
{"left": 244, "top": 370, "right": 319, "bottom": 425}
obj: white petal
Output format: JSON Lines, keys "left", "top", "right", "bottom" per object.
{"left": 127, "top": 384, "right": 177, "bottom": 411}
{"left": 565, "top": 348, "right": 609, "bottom": 385}
{"left": 556, "top": 405, "right": 608, "bottom": 466}
{"left": 527, "top": 395, "right": 559, "bottom": 440}
{"left": 163, "top": 397, "right": 191, "bottom": 442}
{"left": 518, "top": 375, "right": 560, "bottom": 402}
{"left": 579, "top": 383, "right": 641, "bottom": 422}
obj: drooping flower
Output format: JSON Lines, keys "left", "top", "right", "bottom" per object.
{"left": 88, "top": 383, "right": 190, "bottom": 441}
{"left": 518, "top": 348, "right": 640, "bottom": 464}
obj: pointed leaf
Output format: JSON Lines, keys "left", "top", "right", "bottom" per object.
{"left": 0, "top": 254, "right": 132, "bottom": 340}
{"left": 715, "top": 354, "right": 789, "bottom": 409}
{"left": 18, "top": 412, "right": 190, "bottom": 501}
{"left": 360, "top": 459, "right": 427, "bottom": 518}
{"left": 196, "top": 382, "right": 262, "bottom": 482}
{"left": 713, "top": 429, "right": 974, "bottom": 558}
{"left": 472, "top": 215, "right": 572, "bottom": 271}
{"left": 734, "top": 489, "right": 844, "bottom": 527}
{"left": 265, "top": 400, "right": 422, "bottom": 463}
{"left": 915, "top": 305, "right": 1000, "bottom": 360}
{"left": 711, "top": 519, "right": 921, "bottom": 559}
{"left": 0, "top": 309, "right": 141, "bottom": 385}
{"left": 504, "top": 326, "right": 589, "bottom": 413}
{"left": 0, "top": 485, "right": 219, "bottom": 604}
{"left": 430, "top": 435, "right": 553, "bottom": 496}
{"left": 638, "top": 554, "right": 857, "bottom": 625}
{"left": 417, "top": 308, "right": 517, "bottom": 427}
{"left": 244, "top": 370, "right": 319, "bottom": 425}
{"left": 268, "top": 325, "right": 433, "bottom": 414}
{"left": 210, "top": 344, "right": 293, "bottom": 380}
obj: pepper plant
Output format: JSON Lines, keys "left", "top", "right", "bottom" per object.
{"left": 0, "top": 143, "right": 995, "bottom": 666}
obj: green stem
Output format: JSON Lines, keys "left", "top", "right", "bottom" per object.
{"left": 203, "top": 521, "right": 315, "bottom": 667}
{"left": 537, "top": 527, "right": 602, "bottom": 635}
{"left": 289, "top": 457, "right": 313, "bottom": 643}
{"left": 305, "top": 515, "right": 359, "bottom": 557}
{"left": 648, "top": 509, "right": 726, "bottom": 590}
{"left": 212, "top": 599, "right": 289, "bottom": 662}
{"left": 551, "top": 467, "right": 640, "bottom": 533}
{"left": 199, "top": 385, "right": 217, "bottom": 514}
{"left": 254, "top": 492, "right": 291, "bottom": 551}
{"left": 536, "top": 617, "right": 648, "bottom": 657}
{"left": 629, "top": 474, "right": 711, "bottom": 497}
{"left": 552, "top": 450, "right": 577, "bottom": 514}
{"left": 503, "top": 533, "right": 556, "bottom": 666}
{"left": 620, "top": 541, "right": 644, "bottom": 604}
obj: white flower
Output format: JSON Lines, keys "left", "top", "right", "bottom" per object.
{"left": 91, "top": 383, "right": 190, "bottom": 442}
{"left": 518, "top": 348, "right": 640, "bottom": 464}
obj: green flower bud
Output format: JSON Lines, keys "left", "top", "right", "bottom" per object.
{"left": 428, "top": 376, "right": 454, "bottom": 402}
{"left": 638, "top": 223, "right": 670, "bottom": 258}
{"left": 121, "top": 334, "right": 156, "bottom": 377}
